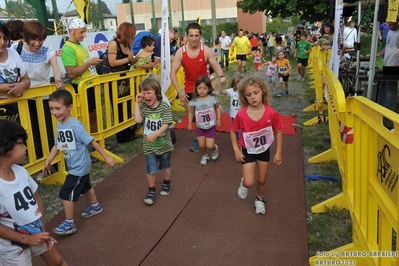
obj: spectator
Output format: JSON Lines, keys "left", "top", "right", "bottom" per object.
{"left": 379, "top": 21, "right": 390, "bottom": 50}
{"left": 219, "top": 30, "right": 231, "bottom": 70}
{"left": 375, "top": 15, "right": 399, "bottom": 113}
{"left": 343, "top": 20, "right": 357, "bottom": 56}
{"left": 267, "top": 32, "right": 276, "bottom": 56}
{"left": 131, "top": 36, "right": 158, "bottom": 71}
{"left": 5, "top": 19, "right": 24, "bottom": 49}
{"left": 319, "top": 21, "right": 334, "bottom": 49}
{"left": 19, "top": 20, "right": 62, "bottom": 175}
{"left": 153, "top": 29, "right": 176, "bottom": 63}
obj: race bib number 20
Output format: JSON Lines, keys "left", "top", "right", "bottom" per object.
{"left": 243, "top": 126, "right": 274, "bottom": 154}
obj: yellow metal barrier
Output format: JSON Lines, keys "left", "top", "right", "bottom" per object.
{"left": 0, "top": 84, "right": 77, "bottom": 185}
{"left": 303, "top": 47, "right": 329, "bottom": 126}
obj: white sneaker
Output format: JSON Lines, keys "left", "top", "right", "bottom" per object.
{"left": 210, "top": 144, "right": 219, "bottom": 160}
{"left": 254, "top": 199, "right": 266, "bottom": 215}
{"left": 200, "top": 155, "right": 208, "bottom": 166}
{"left": 237, "top": 178, "right": 248, "bottom": 199}
{"left": 301, "top": 77, "right": 305, "bottom": 81}
{"left": 297, "top": 76, "right": 301, "bottom": 81}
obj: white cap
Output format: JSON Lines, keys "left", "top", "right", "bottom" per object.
{"left": 68, "top": 17, "right": 86, "bottom": 30}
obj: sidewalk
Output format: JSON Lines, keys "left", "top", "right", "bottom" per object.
{"left": 34, "top": 129, "right": 308, "bottom": 266}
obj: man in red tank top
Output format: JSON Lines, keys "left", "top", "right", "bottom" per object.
{"left": 171, "top": 23, "right": 227, "bottom": 151}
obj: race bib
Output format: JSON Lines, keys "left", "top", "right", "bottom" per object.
{"left": 195, "top": 108, "right": 215, "bottom": 128}
{"left": 144, "top": 114, "right": 163, "bottom": 136}
{"left": 278, "top": 66, "right": 288, "bottom": 74}
{"left": 57, "top": 128, "right": 76, "bottom": 150}
{"left": 1, "top": 185, "right": 41, "bottom": 225}
{"left": 243, "top": 126, "right": 274, "bottom": 154}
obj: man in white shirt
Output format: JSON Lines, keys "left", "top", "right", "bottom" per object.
{"left": 343, "top": 21, "right": 357, "bottom": 56}
{"left": 219, "top": 31, "right": 231, "bottom": 70}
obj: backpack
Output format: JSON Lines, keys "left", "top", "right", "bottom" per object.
{"left": 132, "top": 31, "right": 153, "bottom": 56}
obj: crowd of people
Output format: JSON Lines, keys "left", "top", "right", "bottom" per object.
{"left": 1, "top": 14, "right": 398, "bottom": 264}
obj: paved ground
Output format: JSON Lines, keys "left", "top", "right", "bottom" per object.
{"left": 34, "top": 129, "right": 308, "bottom": 266}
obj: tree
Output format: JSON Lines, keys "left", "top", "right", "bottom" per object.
{"left": 89, "top": 0, "right": 111, "bottom": 29}
{"left": 237, "top": 0, "right": 331, "bottom": 23}
{"left": 6, "top": 0, "right": 36, "bottom": 18}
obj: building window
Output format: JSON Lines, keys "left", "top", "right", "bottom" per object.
{"left": 110, "top": 21, "right": 113, "bottom": 26}
{"left": 135, "top": 23, "right": 145, "bottom": 31}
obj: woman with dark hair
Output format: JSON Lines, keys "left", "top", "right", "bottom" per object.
{"left": 0, "top": 23, "right": 30, "bottom": 121}
{"left": 318, "top": 21, "right": 334, "bottom": 49}
{"left": 5, "top": 19, "right": 24, "bottom": 48}
{"left": 107, "top": 22, "right": 151, "bottom": 143}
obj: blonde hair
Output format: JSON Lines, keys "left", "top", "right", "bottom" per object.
{"left": 238, "top": 76, "right": 271, "bottom": 107}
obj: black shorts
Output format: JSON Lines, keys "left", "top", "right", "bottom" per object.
{"left": 72, "top": 83, "right": 96, "bottom": 113}
{"left": 59, "top": 173, "right": 92, "bottom": 202}
{"left": 297, "top": 58, "right": 309, "bottom": 67}
{"left": 236, "top": 54, "right": 247, "bottom": 61}
{"left": 242, "top": 147, "right": 270, "bottom": 164}
{"left": 278, "top": 73, "right": 290, "bottom": 82}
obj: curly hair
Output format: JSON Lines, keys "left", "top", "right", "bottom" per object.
{"left": 0, "top": 120, "right": 27, "bottom": 157}
{"left": 238, "top": 76, "right": 271, "bottom": 107}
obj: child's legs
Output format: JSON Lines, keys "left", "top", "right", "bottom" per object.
{"left": 297, "top": 62, "right": 303, "bottom": 75}
{"left": 284, "top": 75, "right": 289, "bottom": 90}
{"left": 40, "top": 246, "right": 67, "bottom": 266}
{"left": 197, "top": 135, "right": 207, "bottom": 155}
{"left": 205, "top": 127, "right": 217, "bottom": 151}
{"left": 63, "top": 200, "right": 74, "bottom": 219}
{"left": 158, "top": 151, "right": 172, "bottom": 181}
{"left": 279, "top": 77, "right": 284, "bottom": 91}
{"left": 145, "top": 153, "right": 159, "bottom": 186}
{"left": 255, "top": 160, "right": 270, "bottom": 196}
{"left": 242, "top": 162, "right": 256, "bottom": 188}
{"left": 85, "top": 188, "right": 98, "bottom": 204}
{"left": 146, "top": 173, "right": 156, "bottom": 187}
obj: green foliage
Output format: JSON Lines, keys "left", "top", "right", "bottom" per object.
{"left": 237, "top": 0, "right": 331, "bottom": 23}
{"left": 89, "top": 0, "right": 111, "bottom": 30}
{"left": 6, "top": 0, "right": 36, "bottom": 18}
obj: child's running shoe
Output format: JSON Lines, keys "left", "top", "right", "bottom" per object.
{"left": 237, "top": 177, "right": 248, "bottom": 199}
{"left": 190, "top": 138, "right": 199, "bottom": 152}
{"left": 200, "top": 155, "right": 209, "bottom": 166}
{"left": 277, "top": 91, "right": 283, "bottom": 97}
{"left": 160, "top": 182, "right": 173, "bottom": 196}
{"left": 254, "top": 199, "right": 266, "bottom": 215}
{"left": 285, "top": 90, "right": 289, "bottom": 95}
{"left": 81, "top": 203, "right": 104, "bottom": 218}
{"left": 144, "top": 188, "right": 156, "bottom": 205}
{"left": 53, "top": 220, "right": 77, "bottom": 235}
{"left": 210, "top": 144, "right": 219, "bottom": 160}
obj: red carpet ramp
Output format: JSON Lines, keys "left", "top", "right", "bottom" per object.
{"left": 174, "top": 113, "right": 297, "bottom": 134}
{"left": 33, "top": 130, "right": 307, "bottom": 266}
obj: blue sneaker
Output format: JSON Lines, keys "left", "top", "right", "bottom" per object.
{"left": 277, "top": 92, "right": 283, "bottom": 97}
{"left": 80, "top": 203, "right": 103, "bottom": 218}
{"left": 53, "top": 220, "right": 77, "bottom": 235}
{"left": 190, "top": 138, "right": 199, "bottom": 152}
{"left": 285, "top": 90, "right": 289, "bottom": 95}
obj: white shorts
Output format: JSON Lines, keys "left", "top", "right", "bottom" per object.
{"left": 0, "top": 244, "right": 47, "bottom": 266}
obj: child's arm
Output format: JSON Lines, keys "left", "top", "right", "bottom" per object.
{"left": 0, "top": 224, "right": 55, "bottom": 248}
{"left": 230, "top": 128, "right": 245, "bottom": 162}
{"left": 273, "top": 129, "right": 283, "bottom": 165}
{"left": 35, "top": 191, "right": 57, "bottom": 250}
{"left": 42, "top": 144, "right": 59, "bottom": 176}
{"left": 91, "top": 140, "right": 116, "bottom": 167}
{"left": 287, "top": 61, "right": 292, "bottom": 73}
{"left": 187, "top": 106, "right": 195, "bottom": 131}
{"left": 134, "top": 93, "right": 144, "bottom": 123}
{"left": 146, "top": 124, "right": 169, "bottom": 143}
{"left": 215, "top": 102, "right": 222, "bottom": 127}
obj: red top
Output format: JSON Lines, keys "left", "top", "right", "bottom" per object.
{"left": 250, "top": 38, "right": 259, "bottom": 48}
{"left": 232, "top": 104, "right": 283, "bottom": 149}
{"left": 181, "top": 43, "right": 209, "bottom": 94}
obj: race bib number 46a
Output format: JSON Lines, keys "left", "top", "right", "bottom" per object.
{"left": 243, "top": 126, "right": 274, "bottom": 154}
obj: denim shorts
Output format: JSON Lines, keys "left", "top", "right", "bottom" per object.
{"left": 145, "top": 151, "right": 172, "bottom": 174}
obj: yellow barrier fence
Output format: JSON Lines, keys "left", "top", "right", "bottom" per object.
{"left": 0, "top": 84, "right": 77, "bottom": 185}
{"left": 303, "top": 47, "right": 329, "bottom": 126}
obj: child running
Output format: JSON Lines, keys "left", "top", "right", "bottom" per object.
{"left": 219, "top": 73, "right": 244, "bottom": 123}
{"left": 230, "top": 76, "right": 283, "bottom": 215}
{"left": 43, "top": 89, "right": 116, "bottom": 235}
{"left": 262, "top": 55, "right": 278, "bottom": 91}
{"left": 188, "top": 76, "right": 222, "bottom": 166}
{"left": 0, "top": 119, "right": 67, "bottom": 265}
{"left": 253, "top": 49, "right": 265, "bottom": 71}
{"left": 134, "top": 76, "right": 174, "bottom": 205}
{"left": 294, "top": 33, "right": 312, "bottom": 81}
{"left": 276, "top": 50, "right": 292, "bottom": 96}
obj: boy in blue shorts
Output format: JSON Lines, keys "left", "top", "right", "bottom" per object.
{"left": 43, "top": 89, "right": 116, "bottom": 235}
